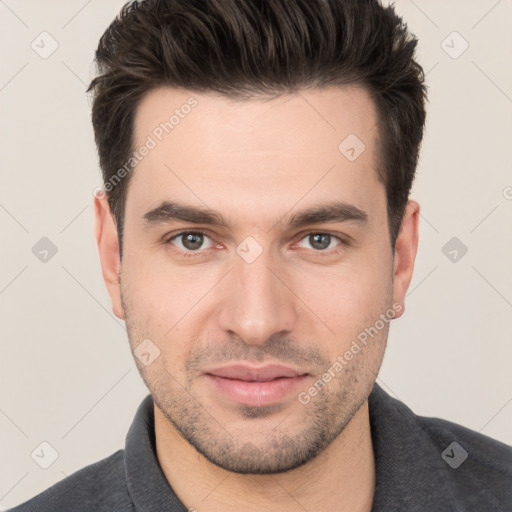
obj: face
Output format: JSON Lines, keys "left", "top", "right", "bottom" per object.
{"left": 95, "top": 85, "right": 418, "bottom": 474}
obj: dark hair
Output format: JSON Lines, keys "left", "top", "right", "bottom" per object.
{"left": 87, "top": 0, "right": 427, "bottom": 257}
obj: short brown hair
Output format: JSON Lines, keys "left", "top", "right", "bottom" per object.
{"left": 87, "top": 0, "right": 427, "bottom": 256}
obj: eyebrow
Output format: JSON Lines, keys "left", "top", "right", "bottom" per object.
{"left": 142, "top": 200, "right": 368, "bottom": 230}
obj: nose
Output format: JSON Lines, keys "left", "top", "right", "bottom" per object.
{"left": 217, "top": 250, "right": 298, "bottom": 346}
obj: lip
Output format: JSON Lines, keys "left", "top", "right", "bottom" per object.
{"left": 205, "top": 364, "right": 309, "bottom": 407}
{"left": 207, "top": 364, "right": 304, "bottom": 381}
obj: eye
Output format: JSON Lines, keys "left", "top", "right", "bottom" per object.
{"left": 166, "top": 231, "right": 214, "bottom": 252}
{"left": 296, "top": 232, "right": 343, "bottom": 252}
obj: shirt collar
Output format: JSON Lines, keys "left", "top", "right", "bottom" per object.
{"left": 368, "top": 383, "right": 458, "bottom": 510}
{"left": 124, "top": 394, "right": 188, "bottom": 512}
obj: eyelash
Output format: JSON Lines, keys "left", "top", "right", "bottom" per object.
{"left": 164, "top": 230, "right": 348, "bottom": 258}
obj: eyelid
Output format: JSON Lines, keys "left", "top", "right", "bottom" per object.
{"left": 165, "top": 229, "right": 215, "bottom": 251}
{"left": 293, "top": 231, "right": 347, "bottom": 251}
{"left": 164, "top": 229, "right": 350, "bottom": 257}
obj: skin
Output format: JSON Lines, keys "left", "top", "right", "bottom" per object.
{"left": 95, "top": 85, "right": 419, "bottom": 512}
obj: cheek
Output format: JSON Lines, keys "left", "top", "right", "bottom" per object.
{"left": 122, "top": 237, "right": 189, "bottom": 302}
{"left": 121, "top": 249, "right": 217, "bottom": 359}
{"left": 296, "top": 257, "right": 392, "bottom": 342}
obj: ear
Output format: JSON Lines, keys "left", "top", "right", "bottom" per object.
{"left": 94, "top": 194, "right": 124, "bottom": 320}
{"left": 392, "top": 200, "right": 420, "bottom": 319}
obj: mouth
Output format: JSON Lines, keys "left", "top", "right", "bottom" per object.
{"left": 204, "top": 364, "right": 310, "bottom": 407}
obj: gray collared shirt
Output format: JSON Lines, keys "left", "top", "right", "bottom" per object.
{"left": 9, "top": 383, "right": 512, "bottom": 511}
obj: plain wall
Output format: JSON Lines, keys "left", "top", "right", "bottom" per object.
{"left": 1, "top": 0, "right": 511, "bottom": 508}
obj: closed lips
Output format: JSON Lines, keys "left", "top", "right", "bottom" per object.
{"left": 206, "top": 365, "right": 307, "bottom": 381}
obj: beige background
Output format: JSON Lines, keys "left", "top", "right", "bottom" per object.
{"left": 1, "top": 0, "right": 511, "bottom": 508}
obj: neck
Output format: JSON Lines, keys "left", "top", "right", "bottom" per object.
{"left": 155, "top": 400, "right": 375, "bottom": 512}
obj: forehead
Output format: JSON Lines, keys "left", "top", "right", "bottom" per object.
{"left": 127, "top": 85, "right": 383, "bottom": 226}
{"left": 133, "top": 85, "right": 378, "bottom": 159}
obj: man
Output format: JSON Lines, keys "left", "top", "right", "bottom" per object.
{"left": 10, "top": 0, "right": 512, "bottom": 511}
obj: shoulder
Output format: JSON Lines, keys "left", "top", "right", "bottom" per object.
{"left": 419, "top": 412, "right": 512, "bottom": 469}
{"left": 417, "top": 413, "right": 512, "bottom": 500}
{"left": 369, "top": 384, "right": 512, "bottom": 509}
{"left": 8, "top": 450, "right": 134, "bottom": 512}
